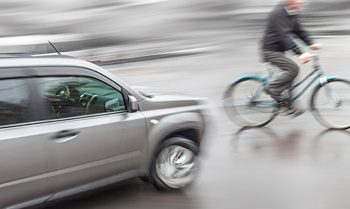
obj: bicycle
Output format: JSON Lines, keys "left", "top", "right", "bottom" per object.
{"left": 223, "top": 53, "right": 350, "bottom": 130}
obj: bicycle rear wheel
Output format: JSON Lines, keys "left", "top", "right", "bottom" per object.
{"left": 310, "top": 78, "right": 350, "bottom": 130}
{"left": 224, "top": 78, "right": 277, "bottom": 127}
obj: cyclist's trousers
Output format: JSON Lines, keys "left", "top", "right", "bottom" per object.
{"left": 263, "top": 51, "right": 299, "bottom": 100}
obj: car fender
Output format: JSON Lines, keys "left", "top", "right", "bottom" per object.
{"left": 147, "top": 112, "right": 204, "bottom": 160}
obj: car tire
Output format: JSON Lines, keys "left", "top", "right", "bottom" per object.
{"left": 150, "top": 137, "right": 200, "bottom": 191}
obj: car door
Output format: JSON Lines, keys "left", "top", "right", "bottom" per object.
{"left": 0, "top": 70, "right": 56, "bottom": 208}
{"left": 32, "top": 67, "right": 147, "bottom": 195}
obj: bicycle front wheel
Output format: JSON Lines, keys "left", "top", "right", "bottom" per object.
{"left": 310, "top": 78, "right": 350, "bottom": 130}
{"left": 224, "top": 77, "right": 277, "bottom": 127}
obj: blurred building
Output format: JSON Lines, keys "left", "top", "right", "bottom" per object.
{"left": 0, "top": 0, "right": 348, "bottom": 55}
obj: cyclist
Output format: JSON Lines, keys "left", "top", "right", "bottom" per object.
{"left": 261, "top": 0, "right": 320, "bottom": 115}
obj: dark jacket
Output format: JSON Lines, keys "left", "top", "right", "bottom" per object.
{"left": 262, "top": 5, "right": 313, "bottom": 55}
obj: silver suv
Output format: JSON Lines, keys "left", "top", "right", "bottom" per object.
{"left": 0, "top": 55, "right": 206, "bottom": 209}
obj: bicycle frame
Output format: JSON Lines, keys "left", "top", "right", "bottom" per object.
{"left": 264, "top": 54, "right": 332, "bottom": 103}
{"left": 292, "top": 55, "right": 324, "bottom": 102}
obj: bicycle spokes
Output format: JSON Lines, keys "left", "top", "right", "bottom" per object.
{"left": 224, "top": 78, "right": 276, "bottom": 127}
{"left": 325, "top": 86, "right": 342, "bottom": 109}
{"left": 311, "top": 79, "right": 350, "bottom": 129}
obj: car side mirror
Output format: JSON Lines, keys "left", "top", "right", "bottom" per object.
{"left": 128, "top": 96, "right": 139, "bottom": 112}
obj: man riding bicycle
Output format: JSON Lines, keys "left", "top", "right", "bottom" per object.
{"left": 261, "top": 0, "right": 320, "bottom": 115}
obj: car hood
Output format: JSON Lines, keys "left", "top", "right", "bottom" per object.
{"left": 133, "top": 86, "right": 205, "bottom": 111}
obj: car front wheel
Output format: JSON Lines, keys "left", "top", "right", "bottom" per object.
{"left": 150, "top": 137, "right": 200, "bottom": 190}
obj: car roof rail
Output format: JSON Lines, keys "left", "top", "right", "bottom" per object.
{"left": 0, "top": 53, "right": 33, "bottom": 58}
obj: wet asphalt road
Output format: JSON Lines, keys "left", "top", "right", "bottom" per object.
{"left": 45, "top": 35, "right": 350, "bottom": 209}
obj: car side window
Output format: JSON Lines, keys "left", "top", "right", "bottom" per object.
{"left": 0, "top": 78, "right": 31, "bottom": 126}
{"left": 36, "top": 76, "right": 126, "bottom": 119}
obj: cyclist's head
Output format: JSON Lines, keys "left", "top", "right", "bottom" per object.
{"left": 285, "top": 0, "right": 305, "bottom": 12}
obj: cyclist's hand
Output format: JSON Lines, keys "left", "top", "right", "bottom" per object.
{"left": 309, "top": 43, "right": 321, "bottom": 50}
{"left": 298, "top": 52, "right": 312, "bottom": 64}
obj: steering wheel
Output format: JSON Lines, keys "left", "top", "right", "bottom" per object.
{"left": 56, "top": 85, "right": 71, "bottom": 100}
{"left": 79, "top": 93, "right": 98, "bottom": 114}
{"left": 85, "top": 95, "right": 98, "bottom": 114}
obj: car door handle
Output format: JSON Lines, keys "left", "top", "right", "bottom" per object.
{"left": 52, "top": 130, "right": 80, "bottom": 143}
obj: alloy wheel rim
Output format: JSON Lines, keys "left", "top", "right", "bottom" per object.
{"left": 155, "top": 145, "right": 198, "bottom": 188}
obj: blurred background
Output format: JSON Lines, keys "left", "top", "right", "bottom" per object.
{"left": 1, "top": 0, "right": 350, "bottom": 59}
{"left": 3, "top": 0, "right": 349, "bottom": 208}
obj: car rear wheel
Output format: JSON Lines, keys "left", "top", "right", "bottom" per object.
{"left": 150, "top": 137, "right": 199, "bottom": 190}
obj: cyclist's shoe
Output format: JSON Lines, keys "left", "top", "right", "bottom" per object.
{"left": 264, "top": 86, "right": 304, "bottom": 117}
{"left": 276, "top": 99, "right": 292, "bottom": 108}
{"left": 287, "top": 107, "right": 306, "bottom": 118}
{"left": 277, "top": 102, "right": 305, "bottom": 117}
